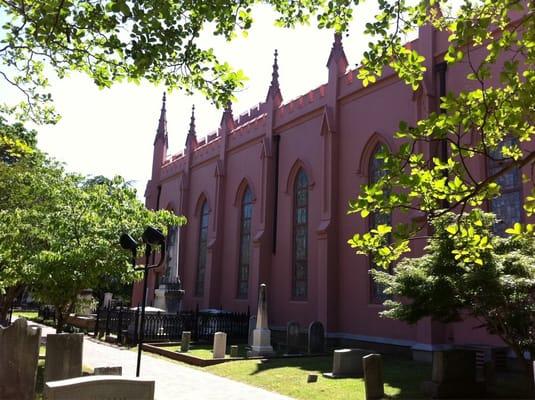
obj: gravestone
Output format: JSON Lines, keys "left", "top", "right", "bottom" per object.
{"left": 422, "top": 350, "right": 485, "bottom": 398}
{"left": 44, "top": 333, "right": 83, "bottom": 382}
{"left": 248, "top": 284, "right": 274, "bottom": 356}
{"left": 0, "top": 318, "right": 41, "bottom": 400}
{"left": 363, "top": 354, "right": 384, "bottom": 400}
{"left": 181, "top": 331, "right": 191, "bottom": 352}
{"left": 248, "top": 316, "right": 256, "bottom": 346}
{"left": 44, "top": 375, "right": 154, "bottom": 400}
{"left": 230, "top": 345, "right": 239, "bottom": 358}
{"left": 93, "top": 366, "right": 122, "bottom": 376}
{"left": 324, "top": 348, "right": 370, "bottom": 378}
{"left": 308, "top": 321, "right": 325, "bottom": 354}
{"left": 213, "top": 332, "right": 227, "bottom": 359}
{"left": 102, "top": 292, "right": 113, "bottom": 309}
{"left": 286, "top": 321, "right": 301, "bottom": 354}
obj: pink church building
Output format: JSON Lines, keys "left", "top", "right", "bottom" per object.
{"left": 133, "top": 23, "right": 527, "bottom": 359}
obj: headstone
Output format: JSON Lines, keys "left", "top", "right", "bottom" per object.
{"left": 181, "top": 331, "right": 191, "bottom": 352}
{"left": 286, "top": 321, "right": 301, "bottom": 354}
{"left": 102, "top": 292, "right": 113, "bottom": 309}
{"left": 363, "top": 354, "right": 384, "bottom": 400}
{"left": 0, "top": 318, "right": 41, "bottom": 400}
{"left": 230, "top": 345, "right": 239, "bottom": 358}
{"left": 213, "top": 331, "right": 227, "bottom": 359}
{"left": 323, "top": 348, "right": 370, "bottom": 378}
{"left": 44, "top": 375, "right": 154, "bottom": 400}
{"left": 308, "top": 321, "right": 325, "bottom": 354}
{"left": 248, "top": 284, "right": 274, "bottom": 356}
{"left": 77, "top": 289, "right": 95, "bottom": 315}
{"left": 93, "top": 366, "right": 122, "bottom": 376}
{"left": 248, "top": 315, "right": 256, "bottom": 346}
{"left": 44, "top": 333, "right": 83, "bottom": 382}
{"left": 307, "top": 374, "right": 318, "bottom": 383}
{"left": 422, "top": 350, "right": 484, "bottom": 398}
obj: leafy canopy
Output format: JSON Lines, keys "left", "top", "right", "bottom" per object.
{"left": 348, "top": 0, "right": 535, "bottom": 268}
{"left": 0, "top": 0, "right": 362, "bottom": 123}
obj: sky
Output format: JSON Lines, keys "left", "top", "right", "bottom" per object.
{"left": 11, "top": 4, "right": 384, "bottom": 199}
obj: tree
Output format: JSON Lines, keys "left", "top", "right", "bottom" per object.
{"left": 0, "top": 119, "right": 185, "bottom": 329}
{"left": 0, "top": 0, "right": 358, "bottom": 123}
{"left": 374, "top": 212, "right": 535, "bottom": 390}
{"left": 29, "top": 174, "right": 184, "bottom": 331}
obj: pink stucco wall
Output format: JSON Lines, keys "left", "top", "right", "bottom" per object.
{"left": 133, "top": 21, "right": 529, "bottom": 351}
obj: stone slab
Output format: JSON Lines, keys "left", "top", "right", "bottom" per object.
{"left": 213, "top": 332, "right": 227, "bottom": 359}
{"left": 363, "top": 354, "right": 384, "bottom": 400}
{"left": 44, "top": 333, "right": 84, "bottom": 382}
{"left": 324, "top": 348, "right": 370, "bottom": 378}
{"left": 0, "top": 318, "right": 41, "bottom": 400}
{"left": 44, "top": 375, "right": 155, "bottom": 400}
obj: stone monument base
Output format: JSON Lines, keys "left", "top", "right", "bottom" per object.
{"left": 247, "top": 328, "right": 274, "bottom": 356}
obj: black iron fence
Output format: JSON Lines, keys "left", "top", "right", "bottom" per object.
{"left": 94, "top": 307, "right": 249, "bottom": 345}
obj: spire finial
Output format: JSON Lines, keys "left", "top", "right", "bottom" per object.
{"left": 271, "top": 49, "right": 279, "bottom": 88}
{"left": 155, "top": 91, "right": 168, "bottom": 144}
{"left": 266, "top": 49, "right": 282, "bottom": 104}
{"left": 188, "top": 104, "right": 196, "bottom": 136}
{"left": 186, "top": 104, "right": 198, "bottom": 151}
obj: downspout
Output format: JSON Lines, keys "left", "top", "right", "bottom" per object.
{"left": 272, "top": 135, "right": 281, "bottom": 253}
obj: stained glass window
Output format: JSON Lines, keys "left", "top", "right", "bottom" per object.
{"left": 369, "top": 144, "right": 391, "bottom": 303}
{"left": 237, "top": 187, "right": 253, "bottom": 298}
{"left": 195, "top": 200, "right": 209, "bottom": 296}
{"left": 489, "top": 138, "right": 522, "bottom": 236}
{"left": 293, "top": 169, "right": 308, "bottom": 299}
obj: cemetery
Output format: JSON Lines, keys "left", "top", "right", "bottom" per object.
{"left": 1, "top": 0, "right": 535, "bottom": 399}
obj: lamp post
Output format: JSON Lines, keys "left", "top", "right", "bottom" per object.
{"left": 120, "top": 226, "right": 166, "bottom": 377}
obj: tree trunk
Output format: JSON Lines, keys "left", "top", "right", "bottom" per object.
{"left": 55, "top": 305, "right": 65, "bottom": 333}
{"left": 0, "top": 285, "right": 24, "bottom": 323}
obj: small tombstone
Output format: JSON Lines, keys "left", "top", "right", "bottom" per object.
{"left": 0, "top": 318, "right": 41, "bottom": 400}
{"left": 44, "top": 376, "right": 154, "bottom": 400}
{"left": 248, "top": 315, "right": 257, "bottom": 346}
{"left": 308, "top": 321, "right": 325, "bottom": 354}
{"left": 422, "top": 350, "right": 484, "bottom": 398}
{"left": 44, "top": 333, "right": 83, "bottom": 383}
{"left": 181, "top": 331, "right": 191, "bottom": 352}
{"left": 363, "top": 354, "right": 384, "bottom": 400}
{"left": 307, "top": 374, "right": 318, "bottom": 383}
{"left": 286, "top": 321, "right": 301, "bottom": 355}
{"left": 324, "top": 349, "right": 370, "bottom": 378}
{"left": 93, "top": 366, "right": 122, "bottom": 376}
{"left": 213, "top": 332, "right": 227, "bottom": 359}
{"left": 102, "top": 293, "right": 113, "bottom": 309}
{"left": 230, "top": 345, "right": 239, "bottom": 358}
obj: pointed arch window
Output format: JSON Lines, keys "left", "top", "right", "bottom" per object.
{"left": 237, "top": 187, "right": 253, "bottom": 298}
{"left": 488, "top": 138, "right": 522, "bottom": 235}
{"left": 292, "top": 169, "right": 309, "bottom": 300}
{"left": 369, "top": 144, "right": 391, "bottom": 303}
{"left": 195, "top": 200, "right": 209, "bottom": 296}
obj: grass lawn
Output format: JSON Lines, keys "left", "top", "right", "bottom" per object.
{"left": 147, "top": 347, "right": 531, "bottom": 399}
{"left": 12, "top": 310, "right": 38, "bottom": 320}
{"left": 201, "top": 354, "right": 429, "bottom": 399}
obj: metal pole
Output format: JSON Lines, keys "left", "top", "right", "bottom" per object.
{"left": 136, "top": 246, "right": 151, "bottom": 377}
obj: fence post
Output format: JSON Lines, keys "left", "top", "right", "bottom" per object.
{"left": 94, "top": 308, "right": 100, "bottom": 337}
{"left": 133, "top": 305, "right": 140, "bottom": 345}
{"left": 105, "top": 305, "right": 111, "bottom": 336}
{"left": 117, "top": 306, "right": 123, "bottom": 344}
